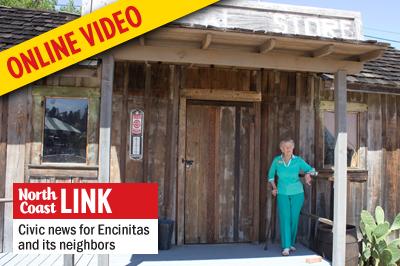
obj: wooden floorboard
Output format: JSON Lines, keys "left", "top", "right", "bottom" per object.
{"left": 0, "top": 253, "right": 17, "bottom": 265}
{"left": 34, "top": 254, "right": 53, "bottom": 266}
{"left": 76, "top": 255, "right": 96, "bottom": 266}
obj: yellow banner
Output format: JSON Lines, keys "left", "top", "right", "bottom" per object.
{"left": 0, "top": 0, "right": 218, "bottom": 96}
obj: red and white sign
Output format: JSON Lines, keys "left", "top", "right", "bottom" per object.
{"left": 13, "top": 183, "right": 158, "bottom": 254}
{"left": 132, "top": 113, "right": 143, "bottom": 135}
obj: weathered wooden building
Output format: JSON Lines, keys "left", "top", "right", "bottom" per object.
{"left": 0, "top": 1, "right": 399, "bottom": 261}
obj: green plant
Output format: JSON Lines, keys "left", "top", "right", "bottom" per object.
{"left": 360, "top": 206, "right": 400, "bottom": 266}
{"left": 0, "top": 0, "right": 57, "bottom": 10}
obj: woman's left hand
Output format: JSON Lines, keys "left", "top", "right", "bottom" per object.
{"left": 305, "top": 173, "right": 312, "bottom": 186}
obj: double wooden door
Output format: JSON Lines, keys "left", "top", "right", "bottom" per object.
{"left": 184, "top": 101, "right": 256, "bottom": 244}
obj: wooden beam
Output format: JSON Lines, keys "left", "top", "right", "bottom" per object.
{"left": 312, "top": 44, "right": 334, "bottom": 58}
{"left": 112, "top": 45, "right": 363, "bottom": 74}
{"left": 32, "top": 86, "right": 100, "bottom": 97}
{"left": 28, "top": 168, "right": 98, "bottom": 179}
{"left": 150, "top": 27, "right": 387, "bottom": 55}
{"left": 259, "top": 39, "right": 276, "bottom": 54}
{"left": 319, "top": 100, "right": 368, "bottom": 112}
{"left": 332, "top": 70, "right": 348, "bottom": 266}
{"left": 139, "top": 36, "right": 145, "bottom": 46}
{"left": 181, "top": 89, "right": 262, "bottom": 102}
{"left": 348, "top": 83, "right": 400, "bottom": 95}
{"left": 358, "top": 49, "right": 385, "bottom": 62}
{"left": 201, "top": 33, "right": 212, "bottom": 49}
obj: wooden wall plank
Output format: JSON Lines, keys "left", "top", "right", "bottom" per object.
{"left": 259, "top": 69, "right": 269, "bottom": 242}
{"left": 214, "top": 106, "right": 221, "bottom": 243}
{"left": 87, "top": 96, "right": 100, "bottom": 166}
{"left": 109, "top": 95, "right": 123, "bottom": 183}
{"left": 268, "top": 70, "right": 280, "bottom": 243}
{"left": 384, "top": 95, "right": 397, "bottom": 222}
{"left": 0, "top": 95, "right": 8, "bottom": 252}
{"left": 118, "top": 62, "right": 129, "bottom": 182}
{"left": 397, "top": 96, "right": 400, "bottom": 231}
{"left": 30, "top": 95, "right": 44, "bottom": 165}
{"left": 163, "top": 65, "right": 175, "bottom": 219}
{"left": 246, "top": 106, "right": 254, "bottom": 242}
{"left": 184, "top": 104, "right": 202, "bottom": 243}
{"left": 181, "top": 89, "right": 261, "bottom": 102}
{"left": 253, "top": 71, "right": 261, "bottom": 243}
{"left": 142, "top": 64, "right": 152, "bottom": 183}
{"left": 176, "top": 87, "right": 187, "bottom": 245}
{"left": 143, "top": 64, "right": 170, "bottom": 217}
{"left": 298, "top": 74, "right": 316, "bottom": 246}
{"left": 347, "top": 181, "right": 364, "bottom": 226}
{"left": 218, "top": 106, "right": 236, "bottom": 242}
{"left": 234, "top": 106, "right": 241, "bottom": 242}
{"left": 164, "top": 65, "right": 179, "bottom": 238}
{"left": 197, "top": 107, "right": 208, "bottom": 243}
{"left": 198, "top": 67, "right": 210, "bottom": 89}
{"left": 207, "top": 106, "right": 217, "bottom": 243}
{"left": 380, "top": 95, "right": 388, "bottom": 215}
{"left": 397, "top": 96, "right": 400, "bottom": 238}
{"left": 24, "top": 89, "right": 33, "bottom": 183}
{"left": 4, "top": 88, "right": 29, "bottom": 251}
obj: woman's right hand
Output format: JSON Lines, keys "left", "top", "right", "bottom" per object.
{"left": 272, "top": 189, "right": 278, "bottom": 197}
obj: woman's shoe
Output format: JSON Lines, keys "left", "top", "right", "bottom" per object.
{"left": 290, "top": 246, "right": 296, "bottom": 252}
{"left": 282, "top": 248, "right": 290, "bottom": 256}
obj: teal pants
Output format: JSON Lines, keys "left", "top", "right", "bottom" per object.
{"left": 277, "top": 193, "right": 304, "bottom": 249}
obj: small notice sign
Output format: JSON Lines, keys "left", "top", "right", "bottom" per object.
{"left": 13, "top": 183, "right": 158, "bottom": 254}
{"left": 130, "top": 109, "right": 144, "bottom": 160}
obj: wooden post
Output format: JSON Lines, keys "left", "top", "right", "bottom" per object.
{"left": 99, "top": 54, "right": 114, "bottom": 182}
{"left": 332, "top": 70, "right": 347, "bottom": 266}
{"left": 97, "top": 54, "right": 114, "bottom": 266}
{"left": 63, "top": 254, "right": 74, "bottom": 266}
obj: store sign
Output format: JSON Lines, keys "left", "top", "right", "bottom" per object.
{"left": 130, "top": 110, "right": 144, "bottom": 160}
{"left": 180, "top": 2, "right": 362, "bottom": 40}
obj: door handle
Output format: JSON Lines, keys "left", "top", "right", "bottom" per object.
{"left": 182, "top": 158, "right": 194, "bottom": 167}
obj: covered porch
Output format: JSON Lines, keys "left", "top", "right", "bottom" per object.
{"left": 0, "top": 2, "right": 393, "bottom": 266}
{"left": 102, "top": 16, "right": 387, "bottom": 266}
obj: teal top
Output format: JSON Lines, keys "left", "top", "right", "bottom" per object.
{"left": 267, "top": 155, "right": 315, "bottom": 195}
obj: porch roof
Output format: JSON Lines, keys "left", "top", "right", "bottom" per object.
{"left": 322, "top": 47, "right": 400, "bottom": 94}
{"left": 112, "top": 25, "right": 389, "bottom": 75}
{"left": 0, "top": 5, "right": 391, "bottom": 75}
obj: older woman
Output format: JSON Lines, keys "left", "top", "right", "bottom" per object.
{"left": 267, "top": 138, "right": 315, "bottom": 256}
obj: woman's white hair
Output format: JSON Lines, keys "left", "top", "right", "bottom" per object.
{"left": 280, "top": 138, "right": 295, "bottom": 148}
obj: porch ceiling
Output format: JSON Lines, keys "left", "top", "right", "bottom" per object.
{"left": 111, "top": 26, "right": 389, "bottom": 74}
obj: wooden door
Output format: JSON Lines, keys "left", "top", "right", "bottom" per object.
{"left": 184, "top": 101, "right": 255, "bottom": 244}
